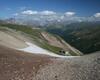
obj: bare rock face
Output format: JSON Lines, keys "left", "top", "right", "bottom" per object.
{"left": 0, "top": 45, "right": 100, "bottom": 80}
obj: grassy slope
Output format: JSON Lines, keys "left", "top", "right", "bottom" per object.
{"left": 0, "top": 23, "right": 63, "bottom": 54}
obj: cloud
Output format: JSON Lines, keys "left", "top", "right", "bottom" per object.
{"left": 40, "top": 11, "right": 56, "bottom": 15}
{"left": 94, "top": 13, "right": 100, "bottom": 18}
{"left": 65, "top": 12, "right": 75, "bottom": 16}
{"left": 12, "top": 10, "right": 100, "bottom": 24}
{"left": 21, "top": 10, "right": 38, "bottom": 15}
{"left": 20, "top": 10, "right": 56, "bottom": 16}
{"left": 13, "top": 10, "right": 77, "bottom": 21}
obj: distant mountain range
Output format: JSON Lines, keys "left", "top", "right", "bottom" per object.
{"left": 4, "top": 13, "right": 100, "bottom": 26}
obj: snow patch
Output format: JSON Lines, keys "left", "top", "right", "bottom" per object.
{"left": 18, "top": 42, "right": 76, "bottom": 58}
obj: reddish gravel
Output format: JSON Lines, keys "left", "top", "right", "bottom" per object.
{"left": 0, "top": 45, "right": 53, "bottom": 80}
{"left": 0, "top": 45, "right": 100, "bottom": 80}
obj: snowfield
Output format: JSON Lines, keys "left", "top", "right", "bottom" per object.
{"left": 18, "top": 42, "right": 76, "bottom": 58}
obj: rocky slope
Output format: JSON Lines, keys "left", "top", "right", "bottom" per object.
{"left": 0, "top": 45, "right": 99, "bottom": 80}
{"left": 35, "top": 52, "right": 100, "bottom": 80}
{"left": 0, "top": 45, "right": 52, "bottom": 80}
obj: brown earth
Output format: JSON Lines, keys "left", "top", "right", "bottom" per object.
{"left": 0, "top": 45, "right": 53, "bottom": 80}
{"left": 35, "top": 53, "right": 100, "bottom": 80}
{"left": 0, "top": 45, "right": 100, "bottom": 80}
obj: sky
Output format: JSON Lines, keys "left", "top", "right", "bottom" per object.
{"left": 0, "top": 0, "right": 100, "bottom": 19}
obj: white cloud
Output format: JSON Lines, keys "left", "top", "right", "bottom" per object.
{"left": 12, "top": 10, "right": 100, "bottom": 24}
{"left": 20, "top": 10, "right": 56, "bottom": 15}
{"left": 40, "top": 11, "right": 56, "bottom": 15}
{"left": 65, "top": 12, "right": 75, "bottom": 16}
{"left": 94, "top": 13, "right": 100, "bottom": 18}
{"left": 21, "top": 10, "right": 38, "bottom": 15}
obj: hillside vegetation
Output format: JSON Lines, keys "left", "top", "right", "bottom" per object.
{"left": 46, "top": 22, "right": 100, "bottom": 54}
{"left": 0, "top": 22, "right": 82, "bottom": 56}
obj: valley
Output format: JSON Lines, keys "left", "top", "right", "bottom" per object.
{"left": 0, "top": 22, "right": 82, "bottom": 56}
{"left": 45, "top": 22, "right": 100, "bottom": 54}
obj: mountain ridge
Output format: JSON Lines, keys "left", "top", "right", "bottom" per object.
{"left": 0, "top": 22, "right": 83, "bottom": 56}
